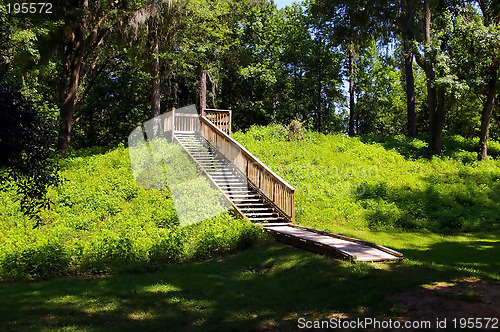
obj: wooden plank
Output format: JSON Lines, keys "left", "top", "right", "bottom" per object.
{"left": 289, "top": 224, "right": 404, "bottom": 258}
{"left": 264, "top": 225, "right": 402, "bottom": 262}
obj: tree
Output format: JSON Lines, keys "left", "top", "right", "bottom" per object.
{"left": 56, "top": 0, "right": 134, "bottom": 153}
{"left": 398, "top": 0, "right": 418, "bottom": 137}
{"left": 411, "top": 0, "right": 452, "bottom": 154}
{"left": 0, "top": 16, "right": 59, "bottom": 226}
{"left": 222, "top": 1, "right": 284, "bottom": 127}
{"left": 354, "top": 40, "right": 407, "bottom": 135}
{"left": 128, "top": 0, "right": 181, "bottom": 133}
{"left": 475, "top": 0, "right": 500, "bottom": 160}
{"left": 311, "top": 0, "right": 390, "bottom": 136}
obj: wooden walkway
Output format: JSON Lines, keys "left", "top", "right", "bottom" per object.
{"left": 171, "top": 110, "right": 403, "bottom": 262}
{"left": 264, "top": 224, "right": 403, "bottom": 261}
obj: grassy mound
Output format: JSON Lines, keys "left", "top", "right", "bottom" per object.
{"left": 0, "top": 145, "right": 265, "bottom": 280}
{"left": 233, "top": 125, "right": 500, "bottom": 233}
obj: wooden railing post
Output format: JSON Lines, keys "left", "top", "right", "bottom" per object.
{"left": 171, "top": 108, "right": 175, "bottom": 141}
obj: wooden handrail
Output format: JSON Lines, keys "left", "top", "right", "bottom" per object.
{"left": 200, "top": 116, "right": 295, "bottom": 222}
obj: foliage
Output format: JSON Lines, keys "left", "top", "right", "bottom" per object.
{"left": 234, "top": 125, "right": 500, "bottom": 233}
{"left": 2, "top": 0, "right": 500, "bottom": 157}
{"left": 0, "top": 145, "right": 266, "bottom": 280}
{"left": 354, "top": 40, "right": 408, "bottom": 135}
{"left": 0, "top": 82, "right": 60, "bottom": 226}
{"left": 0, "top": 236, "right": 68, "bottom": 279}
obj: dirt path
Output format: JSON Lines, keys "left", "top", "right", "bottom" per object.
{"left": 382, "top": 278, "right": 500, "bottom": 329}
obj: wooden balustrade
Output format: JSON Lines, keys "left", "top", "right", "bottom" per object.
{"left": 174, "top": 112, "right": 200, "bottom": 133}
{"left": 204, "top": 109, "right": 232, "bottom": 135}
{"left": 200, "top": 116, "right": 295, "bottom": 222}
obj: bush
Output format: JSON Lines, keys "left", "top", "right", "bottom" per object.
{"left": 0, "top": 144, "right": 266, "bottom": 280}
{"left": 0, "top": 237, "right": 69, "bottom": 279}
{"left": 184, "top": 215, "right": 265, "bottom": 260}
{"left": 0, "top": 83, "right": 59, "bottom": 226}
{"left": 77, "top": 231, "right": 143, "bottom": 273}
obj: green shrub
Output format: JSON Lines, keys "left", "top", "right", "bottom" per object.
{"left": 0, "top": 237, "right": 69, "bottom": 279}
{"left": 235, "top": 125, "right": 500, "bottom": 233}
{"left": 77, "top": 230, "right": 146, "bottom": 273}
{"left": 0, "top": 144, "right": 264, "bottom": 280}
{"left": 184, "top": 215, "right": 265, "bottom": 260}
{"left": 148, "top": 228, "right": 184, "bottom": 264}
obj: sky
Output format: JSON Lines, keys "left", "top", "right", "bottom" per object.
{"left": 273, "top": 0, "right": 297, "bottom": 9}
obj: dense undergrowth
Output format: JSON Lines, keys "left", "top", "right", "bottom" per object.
{"left": 2, "top": 126, "right": 500, "bottom": 280}
{"left": 0, "top": 145, "right": 264, "bottom": 280}
{"left": 233, "top": 125, "right": 500, "bottom": 233}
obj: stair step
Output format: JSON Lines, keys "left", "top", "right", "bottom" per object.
{"left": 223, "top": 189, "right": 253, "bottom": 192}
{"left": 226, "top": 193, "right": 256, "bottom": 197}
{"left": 202, "top": 166, "right": 232, "bottom": 169}
{"left": 245, "top": 213, "right": 279, "bottom": 217}
{"left": 236, "top": 204, "right": 269, "bottom": 209}
{"left": 239, "top": 207, "right": 274, "bottom": 211}
{"left": 196, "top": 159, "right": 225, "bottom": 162}
{"left": 232, "top": 199, "right": 263, "bottom": 203}
{"left": 211, "top": 176, "right": 242, "bottom": 180}
{"left": 247, "top": 217, "right": 284, "bottom": 221}
{"left": 210, "top": 172, "right": 237, "bottom": 175}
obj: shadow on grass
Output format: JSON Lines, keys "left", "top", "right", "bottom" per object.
{"left": 359, "top": 134, "right": 500, "bottom": 161}
{"left": 402, "top": 239, "right": 500, "bottom": 278}
{"left": 0, "top": 243, "right": 485, "bottom": 332}
{"left": 358, "top": 169, "right": 500, "bottom": 232}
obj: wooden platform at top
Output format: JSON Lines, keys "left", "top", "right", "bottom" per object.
{"left": 263, "top": 224, "right": 403, "bottom": 262}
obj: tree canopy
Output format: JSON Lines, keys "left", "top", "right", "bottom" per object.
{"left": 1, "top": 0, "right": 499, "bottom": 157}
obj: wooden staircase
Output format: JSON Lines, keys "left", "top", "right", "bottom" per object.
{"left": 167, "top": 108, "right": 403, "bottom": 262}
{"left": 175, "top": 132, "right": 287, "bottom": 223}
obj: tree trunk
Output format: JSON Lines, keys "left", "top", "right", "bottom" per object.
{"left": 478, "top": 61, "right": 498, "bottom": 160}
{"left": 404, "top": 38, "right": 416, "bottom": 137}
{"left": 199, "top": 69, "right": 207, "bottom": 115}
{"left": 432, "top": 87, "right": 445, "bottom": 154}
{"left": 422, "top": 0, "right": 444, "bottom": 154}
{"left": 476, "top": 2, "right": 498, "bottom": 160}
{"left": 149, "top": 18, "right": 161, "bottom": 135}
{"left": 424, "top": 0, "right": 431, "bottom": 44}
{"left": 401, "top": 0, "right": 416, "bottom": 137}
{"left": 348, "top": 45, "right": 355, "bottom": 136}
{"left": 58, "top": 20, "right": 85, "bottom": 153}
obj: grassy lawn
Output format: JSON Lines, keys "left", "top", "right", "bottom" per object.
{"left": 2, "top": 234, "right": 498, "bottom": 331}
